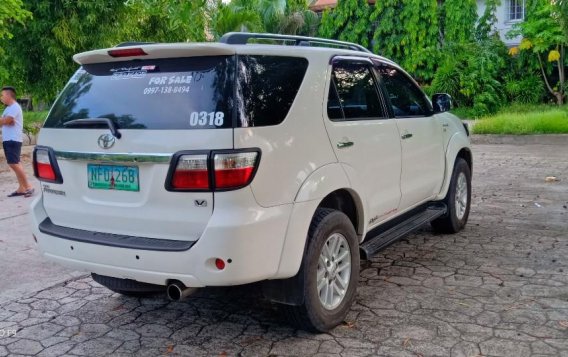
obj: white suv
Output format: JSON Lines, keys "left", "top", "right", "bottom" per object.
{"left": 30, "top": 33, "right": 472, "bottom": 332}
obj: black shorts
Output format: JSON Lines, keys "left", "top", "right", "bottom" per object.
{"left": 3, "top": 140, "right": 22, "bottom": 164}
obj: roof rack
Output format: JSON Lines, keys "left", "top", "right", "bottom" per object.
{"left": 115, "top": 41, "right": 156, "bottom": 48}
{"left": 219, "top": 32, "right": 371, "bottom": 53}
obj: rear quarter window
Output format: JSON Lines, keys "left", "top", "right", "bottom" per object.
{"left": 236, "top": 56, "right": 308, "bottom": 127}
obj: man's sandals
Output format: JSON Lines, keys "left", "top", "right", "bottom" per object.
{"left": 7, "top": 188, "right": 34, "bottom": 198}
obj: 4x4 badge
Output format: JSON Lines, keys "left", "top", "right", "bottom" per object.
{"left": 98, "top": 134, "right": 115, "bottom": 149}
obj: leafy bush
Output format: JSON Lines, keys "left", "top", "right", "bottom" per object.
{"left": 430, "top": 63, "right": 462, "bottom": 101}
{"left": 420, "top": 84, "right": 435, "bottom": 97}
{"left": 24, "top": 111, "right": 48, "bottom": 125}
{"left": 431, "top": 38, "right": 508, "bottom": 117}
{"left": 22, "top": 111, "right": 47, "bottom": 144}
{"left": 450, "top": 107, "right": 478, "bottom": 119}
{"left": 504, "top": 74, "right": 546, "bottom": 104}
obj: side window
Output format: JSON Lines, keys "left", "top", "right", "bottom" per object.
{"left": 376, "top": 65, "right": 431, "bottom": 117}
{"left": 327, "top": 81, "right": 344, "bottom": 120}
{"left": 328, "top": 62, "right": 385, "bottom": 121}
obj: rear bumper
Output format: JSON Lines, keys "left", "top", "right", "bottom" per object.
{"left": 30, "top": 188, "right": 294, "bottom": 287}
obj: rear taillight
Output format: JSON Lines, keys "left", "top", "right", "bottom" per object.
{"left": 171, "top": 155, "right": 209, "bottom": 190}
{"left": 33, "top": 147, "right": 63, "bottom": 183}
{"left": 166, "top": 150, "right": 260, "bottom": 192}
{"left": 214, "top": 152, "right": 258, "bottom": 190}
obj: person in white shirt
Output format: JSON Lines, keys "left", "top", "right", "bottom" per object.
{"left": 1, "top": 86, "right": 34, "bottom": 197}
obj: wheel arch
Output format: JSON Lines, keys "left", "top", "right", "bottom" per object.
{"left": 457, "top": 147, "right": 473, "bottom": 173}
{"left": 318, "top": 188, "right": 365, "bottom": 239}
{"left": 265, "top": 164, "right": 367, "bottom": 304}
{"left": 276, "top": 164, "right": 366, "bottom": 278}
{"left": 436, "top": 132, "right": 472, "bottom": 201}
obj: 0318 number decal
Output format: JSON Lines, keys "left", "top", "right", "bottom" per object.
{"left": 189, "top": 112, "right": 225, "bottom": 127}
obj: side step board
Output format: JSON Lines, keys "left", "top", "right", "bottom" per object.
{"left": 360, "top": 204, "right": 447, "bottom": 260}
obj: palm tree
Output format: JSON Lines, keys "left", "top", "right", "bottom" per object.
{"left": 211, "top": 1, "right": 263, "bottom": 39}
{"left": 213, "top": 0, "right": 319, "bottom": 37}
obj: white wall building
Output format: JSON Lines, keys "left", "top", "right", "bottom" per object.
{"left": 477, "top": 0, "right": 525, "bottom": 46}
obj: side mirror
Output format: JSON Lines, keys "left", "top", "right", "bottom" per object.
{"left": 432, "top": 93, "right": 453, "bottom": 113}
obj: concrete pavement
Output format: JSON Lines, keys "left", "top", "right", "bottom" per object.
{"left": 0, "top": 146, "right": 85, "bottom": 305}
{"left": 0, "top": 139, "right": 567, "bottom": 356}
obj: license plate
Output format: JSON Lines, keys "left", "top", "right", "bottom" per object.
{"left": 87, "top": 164, "right": 139, "bottom": 191}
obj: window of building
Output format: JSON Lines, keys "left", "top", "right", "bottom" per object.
{"left": 509, "top": 0, "right": 525, "bottom": 21}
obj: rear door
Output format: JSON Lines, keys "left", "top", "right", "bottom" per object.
{"left": 375, "top": 63, "right": 444, "bottom": 209}
{"left": 323, "top": 58, "right": 402, "bottom": 225}
{"left": 39, "top": 55, "right": 235, "bottom": 241}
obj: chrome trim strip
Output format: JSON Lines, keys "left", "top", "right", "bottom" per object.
{"left": 54, "top": 151, "right": 172, "bottom": 164}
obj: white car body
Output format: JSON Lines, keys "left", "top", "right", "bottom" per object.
{"left": 30, "top": 39, "right": 471, "bottom": 291}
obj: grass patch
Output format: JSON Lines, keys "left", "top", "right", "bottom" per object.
{"left": 452, "top": 103, "right": 568, "bottom": 120}
{"left": 24, "top": 111, "right": 49, "bottom": 125}
{"left": 450, "top": 107, "right": 478, "bottom": 120}
{"left": 473, "top": 109, "right": 568, "bottom": 134}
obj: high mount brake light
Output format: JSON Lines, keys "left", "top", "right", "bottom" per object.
{"left": 107, "top": 48, "right": 148, "bottom": 58}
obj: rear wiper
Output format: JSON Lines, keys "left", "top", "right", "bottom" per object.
{"left": 63, "top": 118, "right": 122, "bottom": 139}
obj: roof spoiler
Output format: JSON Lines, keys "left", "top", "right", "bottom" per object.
{"left": 115, "top": 41, "right": 156, "bottom": 48}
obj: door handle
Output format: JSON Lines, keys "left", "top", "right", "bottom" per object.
{"left": 442, "top": 123, "right": 449, "bottom": 127}
{"left": 401, "top": 133, "right": 413, "bottom": 140}
{"left": 337, "top": 141, "right": 354, "bottom": 149}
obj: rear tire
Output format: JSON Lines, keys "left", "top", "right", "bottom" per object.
{"left": 284, "top": 208, "right": 359, "bottom": 332}
{"left": 91, "top": 273, "right": 165, "bottom": 297}
{"left": 431, "top": 158, "right": 471, "bottom": 233}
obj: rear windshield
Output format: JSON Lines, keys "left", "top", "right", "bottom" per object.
{"left": 45, "top": 56, "right": 234, "bottom": 130}
{"left": 45, "top": 55, "right": 308, "bottom": 130}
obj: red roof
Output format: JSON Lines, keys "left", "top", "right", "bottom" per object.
{"left": 310, "top": 0, "right": 337, "bottom": 12}
{"left": 309, "top": 0, "right": 375, "bottom": 12}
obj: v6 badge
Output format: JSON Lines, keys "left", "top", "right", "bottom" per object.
{"left": 194, "top": 200, "right": 208, "bottom": 207}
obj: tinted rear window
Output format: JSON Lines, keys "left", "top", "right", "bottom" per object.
{"left": 45, "top": 55, "right": 308, "bottom": 130}
{"left": 236, "top": 56, "right": 308, "bottom": 127}
{"left": 44, "top": 56, "right": 235, "bottom": 130}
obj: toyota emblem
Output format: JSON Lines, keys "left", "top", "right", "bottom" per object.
{"left": 98, "top": 134, "right": 116, "bottom": 149}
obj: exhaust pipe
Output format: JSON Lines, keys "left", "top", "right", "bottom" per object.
{"left": 166, "top": 281, "right": 197, "bottom": 301}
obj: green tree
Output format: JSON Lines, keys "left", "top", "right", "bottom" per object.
{"left": 228, "top": 0, "right": 318, "bottom": 37}
{"left": 319, "top": 0, "right": 372, "bottom": 48}
{"left": 126, "top": 0, "right": 211, "bottom": 42}
{"left": 1, "top": 0, "right": 214, "bottom": 102}
{"left": 510, "top": 0, "right": 568, "bottom": 104}
{"left": 476, "top": 0, "right": 501, "bottom": 41}
{"left": 0, "top": 0, "right": 31, "bottom": 40}
{"left": 441, "top": 0, "right": 477, "bottom": 44}
{"left": 0, "top": 0, "right": 32, "bottom": 81}
{"left": 369, "top": 0, "right": 405, "bottom": 60}
{"left": 431, "top": 38, "right": 507, "bottom": 116}
{"left": 1, "top": 0, "right": 140, "bottom": 101}
{"left": 370, "top": 0, "right": 438, "bottom": 80}
{"left": 211, "top": 0, "right": 263, "bottom": 38}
